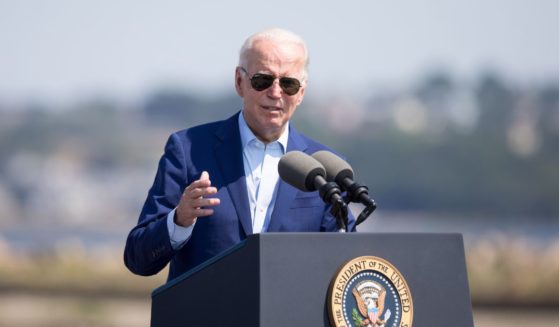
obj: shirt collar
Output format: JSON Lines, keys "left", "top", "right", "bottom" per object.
{"left": 238, "top": 110, "right": 289, "bottom": 152}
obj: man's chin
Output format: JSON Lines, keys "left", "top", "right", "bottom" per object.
{"left": 260, "top": 110, "right": 283, "bottom": 119}
{"left": 256, "top": 121, "right": 285, "bottom": 137}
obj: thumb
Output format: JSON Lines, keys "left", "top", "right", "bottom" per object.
{"left": 200, "top": 171, "right": 210, "bottom": 180}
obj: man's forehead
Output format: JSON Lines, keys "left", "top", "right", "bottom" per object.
{"left": 250, "top": 39, "right": 304, "bottom": 59}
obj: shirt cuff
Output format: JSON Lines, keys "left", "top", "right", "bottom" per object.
{"left": 166, "top": 208, "right": 194, "bottom": 250}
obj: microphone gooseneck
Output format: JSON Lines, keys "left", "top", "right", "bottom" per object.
{"left": 278, "top": 151, "right": 349, "bottom": 232}
{"left": 312, "top": 150, "right": 377, "bottom": 225}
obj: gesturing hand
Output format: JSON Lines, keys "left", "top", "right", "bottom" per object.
{"left": 175, "top": 171, "right": 220, "bottom": 227}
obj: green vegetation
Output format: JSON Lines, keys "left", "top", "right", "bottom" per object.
{"left": 0, "top": 72, "right": 557, "bottom": 326}
{"left": 1, "top": 72, "right": 557, "bottom": 217}
{"left": 1, "top": 236, "right": 558, "bottom": 305}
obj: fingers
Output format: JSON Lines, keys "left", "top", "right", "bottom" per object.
{"left": 183, "top": 171, "right": 219, "bottom": 199}
{"left": 175, "top": 171, "right": 220, "bottom": 227}
{"left": 200, "top": 171, "right": 209, "bottom": 180}
{"left": 188, "top": 185, "right": 218, "bottom": 199}
{"left": 184, "top": 176, "right": 212, "bottom": 193}
{"left": 190, "top": 196, "right": 220, "bottom": 209}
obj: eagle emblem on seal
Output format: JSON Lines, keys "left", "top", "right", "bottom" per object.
{"left": 352, "top": 280, "right": 392, "bottom": 327}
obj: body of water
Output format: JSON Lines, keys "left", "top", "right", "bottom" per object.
{"left": 1, "top": 212, "right": 557, "bottom": 252}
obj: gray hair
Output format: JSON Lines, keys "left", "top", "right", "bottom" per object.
{"left": 238, "top": 28, "right": 309, "bottom": 79}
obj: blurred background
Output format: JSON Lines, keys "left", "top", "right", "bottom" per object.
{"left": 1, "top": 0, "right": 558, "bottom": 326}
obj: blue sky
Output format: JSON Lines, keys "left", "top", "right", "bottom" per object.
{"left": 1, "top": 0, "right": 558, "bottom": 103}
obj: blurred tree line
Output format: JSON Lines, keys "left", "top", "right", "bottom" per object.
{"left": 1, "top": 71, "right": 558, "bottom": 219}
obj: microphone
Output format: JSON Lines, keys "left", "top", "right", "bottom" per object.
{"left": 278, "top": 151, "right": 342, "bottom": 201}
{"left": 312, "top": 150, "right": 376, "bottom": 225}
{"left": 278, "top": 151, "right": 349, "bottom": 231}
{"left": 278, "top": 150, "right": 326, "bottom": 192}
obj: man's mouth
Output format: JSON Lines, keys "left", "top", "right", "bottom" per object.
{"left": 262, "top": 105, "right": 282, "bottom": 111}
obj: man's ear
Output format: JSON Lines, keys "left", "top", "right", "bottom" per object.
{"left": 235, "top": 67, "right": 244, "bottom": 97}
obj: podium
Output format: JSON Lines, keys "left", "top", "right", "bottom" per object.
{"left": 151, "top": 233, "right": 473, "bottom": 326}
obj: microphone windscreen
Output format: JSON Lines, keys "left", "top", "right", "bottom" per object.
{"left": 278, "top": 151, "right": 325, "bottom": 192}
{"left": 312, "top": 150, "right": 354, "bottom": 185}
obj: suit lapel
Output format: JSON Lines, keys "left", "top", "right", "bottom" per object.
{"left": 267, "top": 125, "right": 308, "bottom": 232}
{"left": 214, "top": 112, "right": 252, "bottom": 236}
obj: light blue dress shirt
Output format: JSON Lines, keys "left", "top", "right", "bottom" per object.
{"left": 166, "top": 110, "right": 288, "bottom": 250}
{"left": 239, "top": 111, "right": 288, "bottom": 234}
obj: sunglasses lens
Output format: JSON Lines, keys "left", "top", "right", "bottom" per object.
{"left": 249, "top": 72, "right": 301, "bottom": 95}
{"left": 279, "top": 77, "right": 301, "bottom": 95}
{"left": 250, "top": 74, "right": 275, "bottom": 91}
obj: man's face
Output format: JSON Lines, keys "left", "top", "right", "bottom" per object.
{"left": 235, "top": 39, "right": 306, "bottom": 143}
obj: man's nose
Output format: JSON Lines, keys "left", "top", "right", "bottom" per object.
{"left": 267, "top": 79, "right": 283, "bottom": 98}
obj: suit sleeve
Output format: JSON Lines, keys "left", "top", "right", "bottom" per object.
{"left": 124, "top": 133, "right": 188, "bottom": 276}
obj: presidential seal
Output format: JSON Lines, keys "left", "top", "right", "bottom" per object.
{"left": 328, "top": 256, "right": 413, "bottom": 327}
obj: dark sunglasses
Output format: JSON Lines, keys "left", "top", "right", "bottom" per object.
{"left": 240, "top": 67, "right": 302, "bottom": 96}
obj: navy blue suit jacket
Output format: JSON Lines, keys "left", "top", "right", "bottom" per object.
{"left": 124, "top": 112, "right": 353, "bottom": 280}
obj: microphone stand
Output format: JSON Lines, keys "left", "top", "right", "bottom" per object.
{"left": 343, "top": 181, "right": 377, "bottom": 226}
{"left": 331, "top": 198, "right": 349, "bottom": 233}
{"left": 317, "top": 180, "right": 376, "bottom": 231}
{"left": 317, "top": 182, "right": 350, "bottom": 233}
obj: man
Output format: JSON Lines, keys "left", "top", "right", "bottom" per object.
{"left": 124, "top": 28, "right": 355, "bottom": 281}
